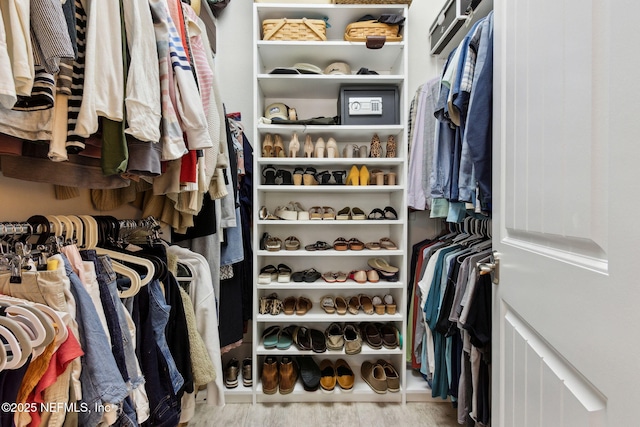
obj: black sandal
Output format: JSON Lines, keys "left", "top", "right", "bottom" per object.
{"left": 332, "top": 170, "right": 346, "bottom": 185}
{"left": 263, "top": 165, "right": 277, "bottom": 185}
{"left": 317, "top": 170, "right": 331, "bottom": 185}
{"left": 383, "top": 206, "right": 398, "bottom": 220}
{"left": 367, "top": 208, "right": 385, "bottom": 220}
{"left": 276, "top": 169, "right": 293, "bottom": 185}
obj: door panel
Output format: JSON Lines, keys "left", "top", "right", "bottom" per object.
{"left": 494, "top": 0, "right": 640, "bottom": 425}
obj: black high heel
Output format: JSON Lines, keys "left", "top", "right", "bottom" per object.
{"left": 332, "top": 170, "right": 347, "bottom": 185}
{"left": 263, "top": 165, "right": 277, "bottom": 185}
{"left": 276, "top": 169, "right": 293, "bottom": 185}
{"left": 317, "top": 170, "right": 331, "bottom": 185}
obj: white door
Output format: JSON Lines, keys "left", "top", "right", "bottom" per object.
{"left": 493, "top": 0, "right": 640, "bottom": 425}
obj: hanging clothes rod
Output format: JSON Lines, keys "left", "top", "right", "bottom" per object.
{"left": 0, "top": 222, "right": 32, "bottom": 237}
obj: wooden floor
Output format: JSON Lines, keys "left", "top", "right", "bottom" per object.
{"left": 189, "top": 401, "right": 460, "bottom": 427}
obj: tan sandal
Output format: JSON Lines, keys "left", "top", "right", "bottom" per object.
{"left": 335, "top": 296, "right": 348, "bottom": 315}
{"left": 309, "top": 206, "right": 324, "bottom": 220}
{"left": 359, "top": 294, "right": 374, "bottom": 315}
{"left": 296, "top": 296, "right": 313, "bottom": 315}
{"left": 284, "top": 236, "right": 300, "bottom": 250}
{"left": 379, "top": 237, "right": 398, "bottom": 250}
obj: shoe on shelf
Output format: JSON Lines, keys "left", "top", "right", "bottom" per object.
{"left": 367, "top": 269, "right": 380, "bottom": 283}
{"left": 284, "top": 236, "right": 301, "bottom": 251}
{"left": 262, "top": 165, "right": 277, "bottom": 185}
{"left": 274, "top": 134, "right": 285, "bottom": 157}
{"left": 370, "top": 133, "right": 382, "bottom": 158}
{"left": 358, "top": 145, "right": 368, "bottom": 158}
{"left": 351, "top": 207, "right": 366, "bottom": 220}
{"left": 317, "top": 170, "right": 332, "bottom": 185}
{"left": 274, "top": 204, "right": 297, "bottom": 220}
{"left": 304, "top": 134, "right": 314, "bottom": 158}
{"left": 385, "top": 172, "right": 397, "bottom": 186}
{"left": 342, "top": 143, "right": 356, "bottom": 158}
{"left": 296, "top": 356, "right": 321, "bottom": 391}
{"left": 279, "top": 356, "right": 297, "bottom": 394}
{"left": 384, "top": 294, "right": 397, "bottom": 314}
{"left": 379, "top": 237, "right": 398, "bottom": 250}
{"left": 295, "top": 296, "right": 313, "bottom": 315}
{"left": 334, "top": 296, "right": 348, "bottom": 315}
{"left": 322, "top": 206, "right": 336, "bottom": 220}
{"left": 370, "top": 169, "right": 385, "bottom": 185}
{"left": 336, "top": 206, "right": 351, "bottom": 220}
{"left": 335, "top": 359, "right": 355, "bottom": 391}
{"left": 320, "top": 295, "right": 336, "bottom": 313}
{"left": 377, "top": 322, "right": 400, "bottom": 349}
{"left": 258, "top": 264, "right": 278, "bottom": 283}
{"left": 277, "top": 263, "right": 292, "bottom": 282}
{"left": 326, "top": 137, "right": 339, "bottom": 158}
{"left": 367, "top": 209, "right": 384, "bottom": 220}
{"left": 242, "top": 358, "right": 252, "bottom": 387}
{"left": 385, "top": 135, "right": 396, "bottom": 158}
{"left": 303, "top": 167, "right": 319, "bottom": 185}
{"left": 360, "top": 322, "right": 383, "bottom": 349}
{"left": 347, "top": 294, "right": 361, "bottom": 314}
{"left": 346, "top": 165, "right": 360, "bottom": 185}
{"left": 383, "top": 206, "right": 398, "bottom": 220}
{"left": 293, "top": 326, "right": 313, "bottom": 351}
{"left": 319, "top": 359, "right": 336, "bottom": 392}
{"left": 310, "top": 328, "right": 327, "bottom": 353}
{"left": 293, "top": 167, "right": 304, "bottom": 186}
{"left": 277, "top": 326, "right": 295, "bottom": 350}
{"left": 282, "top": 296, "right": 297, "bottom": 315}
{"left": 289, "top": 132, "right": 300, "bottom": 157}
{"left": 309, "top": 206, "right": 324, "bottom": 220}
{"left": 315, "top": 137, "right": 326, "bottom": 158}
{"left": 359, "top": 165, "right": 370, "bottom": 186}
{"left": 343, "top": 324, "right": 362, "bottom": 355}
{"left": 359, "top": 294, "right": 374, "bottom": 315}
{"left": 261, "top": 356, "right": 279, "bottom": 394}
{"left": 262, "top": 133, "right": 274, "bottom": 157}
{"left": 265, "top": 236, "right": 282, "bottom": 252}
{"left": 372, "top": 295, "right": 385, "bottom": 315}
{"left": 325, "top": 322, "right": 344, "bottom": 350}
{"left": 361, "top": 361, "right": 387, "bottom": 394}
{"left": 376, "top": 359, "right": 400, "bottom": 392}
{"left": 224, "top": 358, "right": 239, "bottom": 389}
{"left": 332, "top": 170, "right": 347, "bottom": 185}
{"left": 262, "top": 325, "right": 280, "bottom": 348}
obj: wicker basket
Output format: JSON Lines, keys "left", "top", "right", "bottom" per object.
{"left": 344, "top": 20, "right": 402, "bottom": 42}
{"left": 333, "top": 0, "right": 411, "bottom": 5}
{"left": 262, "top": 18, "right": 327, "bottom": 41}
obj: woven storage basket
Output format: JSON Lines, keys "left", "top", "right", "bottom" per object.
{"left": 333, "top": 0, "right": 411, "bottom": 5}
{"left": 344, "top": 20, "right": 402, "bottom": 42}
{"left": 262, "top": 18, "right": 327, "bottom": 41}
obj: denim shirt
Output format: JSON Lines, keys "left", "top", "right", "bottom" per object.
{"left": 62, "top": 255, "right": 129, "bottom": 427}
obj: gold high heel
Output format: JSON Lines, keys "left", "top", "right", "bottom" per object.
{"left": 274, "top": 135, "right": 285, "bottom": 157}
{"left": 304, "top": 135, "right": 314, "bottom": 158}
{"left": 326, "top": 138, "right": 339, "bottom": 158}
{"left": 315, "top": 137, "right": 326, "bottom": 158}
{"left": 346, "top": 165, "right": 360, "bottom": 185}
{"left": 289, "top": 132, "right": 300, "bottom": 157}
{"left": 262, "top": 133, "right": 274, "bottom": 157}
{"left": 359, "top": 165, "right": 370, "bottom": 186}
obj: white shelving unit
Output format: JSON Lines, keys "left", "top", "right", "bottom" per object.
{"left": 250, "top": 2, "right": 410, "bottom": 404}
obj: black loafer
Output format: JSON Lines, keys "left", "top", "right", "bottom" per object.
{"left": 296, "top": 356, "right": 321, "bottom": 391}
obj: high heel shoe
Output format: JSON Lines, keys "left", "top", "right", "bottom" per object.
{"left": 370, "top": 133, "right": 382, "bottom": 158}
{"left": 385, "top": 172, "right": 397, "bottom": 186}
{"left": 370, "top": 169, "right": 384, "bottom": 185}
{"left": 359, "top": 165, "right": 370, "bottom": 186}
{"left": 342, "top": 143, "right": 355, "bottom": 158}
{"left": 317, "top": 170, "right": 331, "bottom": 185}
{"left": 304, "top": 135, "right": 314, "bottom": 158}
{"left": 326, "top": 138, "right": 339, "bottom": 158}
{"left": 315, "top": 137, "right": 326, "bottom": 158}
{"left": 263, "top": 165, "right": 277, "bottom": 185}
{"left": 293, "top": 167, "right": 304, "bottom": 186}
{"left": 358, "top": 145, "right": 368, "bottom": 158}
{"left": 262, "top": 134, "right": 274, "bottom": 157}
{"left": 289, "top": 132, "right": 300, "bottom": 157}
{"left": 332, "top": 170, "right": 346, "bottom": 185}
{"left": 276, "top": 169, "right": 293, "bottom": 185}
{"left": 385, "top": 135, "right": 396, "bottom": 158}
{"left": 303, "top": 167, "right": 318, "bottom": 185}
{"left": 274, "top": 135, "right": 285, "bottom": 157}
{"left": 346, "top": 165, "right": 360, "bottom": 186}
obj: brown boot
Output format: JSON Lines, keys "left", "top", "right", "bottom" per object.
{"left": 385, "top": 135, "right": 396, "bottom": 158}
{"left": 278, "top": 356, "right": 297, "bottom": 394}
{"left": 261, "top": 356, "right": 279, "bottom": 394}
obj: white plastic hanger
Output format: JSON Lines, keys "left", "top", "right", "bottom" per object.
{"left": 0, "top": 316, "right": 31, "bottom": 369}
{"left": 0, "top": 324, "right": 20, "bottom": 370}
{"left": 6, "top": 305, "right": 56, "bottom": 358}
{"left": 0, "top": 295, "right": 68, "bottom": 344}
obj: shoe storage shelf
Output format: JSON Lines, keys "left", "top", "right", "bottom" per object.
{"left": 252, "top": 2, "right": 411, "bottom": 404}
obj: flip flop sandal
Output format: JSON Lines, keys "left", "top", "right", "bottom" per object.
{"left": 293, "top": 326, "right": 312, "bottom": 351}
{"left": 258, "top": 264, "right": 278, "bottom": 283}
{"left": 321, "top": 272, "right": 336, "bottom": 283}
{"left": 304, "top": 241, "right": 331, "bottom": 251}
{"left": 276, "top": 328, "right": 293, "bottom": 350}
{"left": 367, "top": 257, "right": 399, "bottom": 273}
{"left": 262, "top": 165, "right": 277, "bottom": 185}
{"left": 303, "top": 268, "right": 322, "bottom": 283}
{"left": 334, "top": 271, "right": 348, "bottom": 282}
{"left": 379, "top": 237, "right": 398, "bottom": 250}
{"left": 277, "top": 264, "right": 292, "bottom": 282}
{"left": 284, "top": 236, "right": 300, "bottom": 250}
{"left": 265, "top": 236, "right": 282, "bottom": 251}
{"left": 262, "top": 325, "right": 280, "bottom": 348}
{"left": 351, "top": 207, "right": 366, "bottom": 220}
{"left": 367, "top": 208, "right": 385, "bottom": 220}
{"left": 310, "top": 328, "right": 327, "bottom": 353}
{"left": 333, "top": 237, "right": 349, "bottom": 251}
{"left": 383, "top": 206, "right": 398, "bottom": 220}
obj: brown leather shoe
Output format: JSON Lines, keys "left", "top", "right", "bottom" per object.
{"left": 279, "top": 356, "right": 297, "bottom": 394}
{"left": 334, "top": 358, "right": 354, "bottom": 391}
{"left": 377, "top": 359, "right": 400, "bottom": 392}
{"left": 261, "top": 356, "right": 278, "bottom": 394}
{"left": 361, "top": 361, "right": 387, "bottom": 394}
{"left": 319, "top": 359, "right": 336, "bottom": 392}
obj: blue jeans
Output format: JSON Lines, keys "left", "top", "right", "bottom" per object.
{"left": 63, "top": 255, "right": 129, "bottom": 427}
